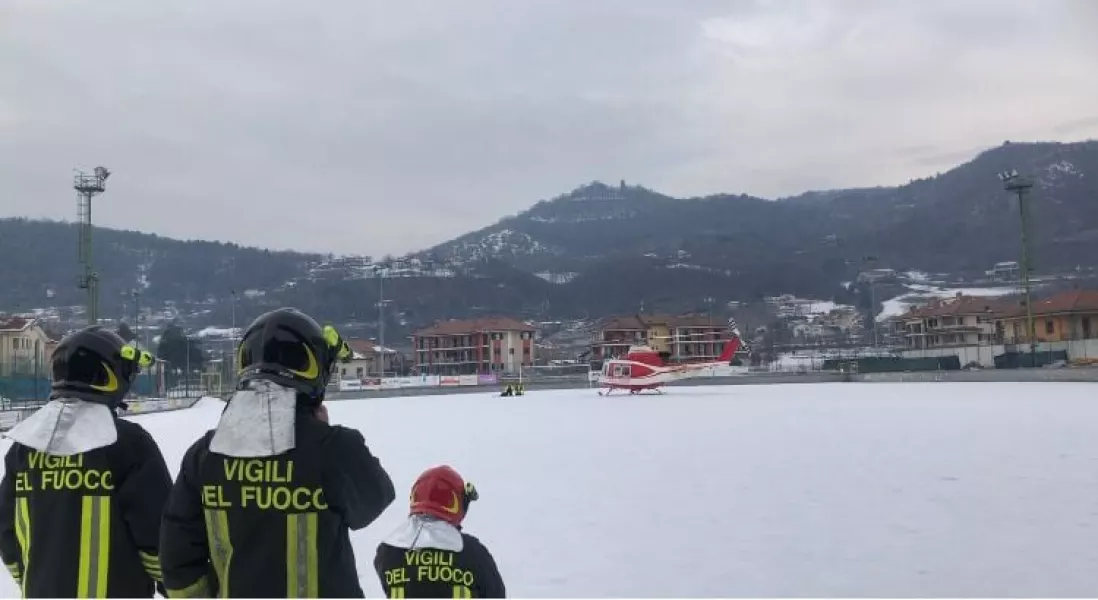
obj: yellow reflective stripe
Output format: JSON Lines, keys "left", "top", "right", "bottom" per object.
{"left": 14, "top": 497, "right": 30, "bottom": 597}
{"left": 138, "top": 550, "right": 162, "bottom": 582}
{"left": 389, "top": 586, "right": 405, "bottom": 599}
{"left": 4, "top": 561, "right": 20, "bottom": 582}
{"left": 166, "top": 575, "right": 211, "bottom": 598}
{"left": 285, "top": 513, "right": 318, "bottom": 598}
{"left": 203, "top": 509, "right": 233, "bottom": 599}
{"left": 453, "top": 584, "right": 472, "bottom": 598}
{"left": 77, "top": 496, "right": 111, "bottom": 598}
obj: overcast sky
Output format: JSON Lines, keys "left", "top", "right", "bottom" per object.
{"left": 2, "top": 0, "right": 1097, "bottom": 257}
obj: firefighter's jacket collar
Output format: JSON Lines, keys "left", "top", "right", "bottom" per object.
{"left": 383, "top": 515, "right": 464, "bottom": 552}
{"left": 210, "top": 379, "right": 297, "bottom": 458}
{"left": 2, "top": 397, "right": 117, "bottom": 456}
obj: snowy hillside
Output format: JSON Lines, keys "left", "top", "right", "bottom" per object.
{"left": 877, "top": 283, "right": 1023, "bottom": 321}
{"left": 5, "top": 383, "right": 1098, "bottom": 596}
{"left": 435, "top": 228, "right": 559, "bottom": 263}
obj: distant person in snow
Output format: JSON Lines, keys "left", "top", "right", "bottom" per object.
{"left": 0, "top": 325, "right": 172, "bottom": 597}
{"left": 374, "top": 465, "right": 506, "bottom": 598}
{"left": 159, "top": 307, "right": 396, "bottom": 598}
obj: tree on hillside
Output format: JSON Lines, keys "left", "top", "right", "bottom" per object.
{"left": 157, "top": 323, "right": 205, "bottom": 386}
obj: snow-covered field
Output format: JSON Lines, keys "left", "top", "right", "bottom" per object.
{"left": 4, "top": 383, "right": 1098, "bottom": 596}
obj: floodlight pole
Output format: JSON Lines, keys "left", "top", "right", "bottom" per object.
{"left": 74, "top": 166, "right": 110, "bottom": 325}
{"left": 862, "top": 255, "right": 879, "bottom": 347}
{"left": 1001, "top": 172, "right": 1037, "bottom": 364}
{"left": 378, "top": 268, "right": 385, "bottom": 378}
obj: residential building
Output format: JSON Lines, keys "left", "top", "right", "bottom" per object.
{"left": 412, "top": 317, "right": 536, "bottom": 375}
{"left": 856, "top": 268, "right": 898, "bottom": 284}
{"left": 590, "top": 314, "right": 729, "bottom": 362}
{"left": 590, "top": 315, "right": 650, "bottom": 360}
{"left": 337, "top": 338, "right": 401, "bottom": 379}
{"left": 986, "top": 261, "right": 1020, "bottom": 282}
{"left": 997, "top": 290, "right": 1098, "bottom": 344}
{"left": 0, "top": 317, "right": 50, "bottom": 377}
{"left": 894, "top": 293, "right": 1009, "bottom": 349}
{"left": 668, "top": 315, "right": 729, "bottom": 362}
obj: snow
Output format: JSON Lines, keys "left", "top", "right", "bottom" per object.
{"left": 805, "top": 300, "right": 840, "bottom": 315}
{"left": 769, "top": 352, "right": 827, "bottom": 371}
{"left": 6, "top": 384, "right": 1098, "bottom": 596}
{"left": 351, "top": 345, "right": 397, "bottom": 359}
{"left": 1041, "top": 160, "right": 1083, "bottom": 187}
{"left": 533, "top": 271, "right": 578, "bottom": 284}
{"left": 878, "top": 284, "right": 1021, "bottom": 322}
{"left": 194, "top": 326, "right": 242, "bottom": 339}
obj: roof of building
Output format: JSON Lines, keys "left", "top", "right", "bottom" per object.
{"left": 897, "top": 293, "right": 1017, "bottom": 320}
{"left": 998, "top": 289, "right": 1098, "bottom": 319}
{"left": 0, "top": 317, "right": 35, "bottom": 333}
{"left": 345, "top": 338, "right": 397, "bottom": 358}
{"left": 597, "top": 314, "right": 724, "bottom": 330}
{"left": 671, "top": 314, "right": 722, "bottom": 328}
{"left": 598, "top": 315, "right": 649, "bottom": 331}
{"left": 414, "top": 317, "right": 536, "bottom": 337}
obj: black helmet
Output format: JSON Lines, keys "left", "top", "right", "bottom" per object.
{"left": 50, "top": 325, "right": 153, "bottom": 408}
{"left": 236, "top": 308, "right": 350, "bottom": 402}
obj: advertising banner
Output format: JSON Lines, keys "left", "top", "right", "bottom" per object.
{"left": 338, "top": 379, "right": 363, "bottom": 392}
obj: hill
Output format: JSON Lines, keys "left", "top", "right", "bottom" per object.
{"left": 2, "top": 140, "right": 1096, "bottom": 338}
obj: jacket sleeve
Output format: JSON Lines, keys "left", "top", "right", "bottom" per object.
{"left": 159, "top": 436, "right": 215, "bottom": 598}
{"left": 115, "top": 423, "right": 173, "bottom": 587}
{"left": 0, "top": 446, "right": 22, "bottom": 587}
{"left": 324, "top": 426, "right": 396, "bottom": 530}
{"left": 467, "top": 536, "right": 506, "bottom": 598}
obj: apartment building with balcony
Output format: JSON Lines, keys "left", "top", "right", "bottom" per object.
{"left": 895, "top": 293, "right": 1009, "bottom": 349}
{"left": 590, "top": 314, "right": 729, "bottom": 362}
{"left": 412, "top": 317, "right": 536, "bottom": 376}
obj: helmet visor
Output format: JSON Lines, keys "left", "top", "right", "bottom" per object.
{"left": 52, "top": 348, "right": 114, "bottom": 388}
{"left": 238, "top": 325, "right": 317, "bottom": 376}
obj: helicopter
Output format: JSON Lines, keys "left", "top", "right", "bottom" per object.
{"left": 596, "top": 318, "right": 746, "bottom": 395}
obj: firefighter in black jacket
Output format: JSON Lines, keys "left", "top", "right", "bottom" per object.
{"left": 0, "top": 325, "right": 172, "bottom": 598}
{"left": 375, "top": 465, "right": 506, "bottom": 598}
{"left": 159, "top": 307, "right": 396, "bottom": 598}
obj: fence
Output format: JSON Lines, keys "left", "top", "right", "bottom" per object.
{"left": 897, "top": 338, "right": 1098, "bottom": 369}
{"left": 0, "top": 395, "right": 208, "bottom": 432}
{"left": 335, "top": 373, "right": 501, "bottom": 392}
{"left": 0, "top": 375, "right": 166, "bottom": 403}
{"left": 764, "top": 339, "right": 1098, "bottom": 373}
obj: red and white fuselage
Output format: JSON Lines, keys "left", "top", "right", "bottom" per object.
{"left": 597, "top": 319, "right": 747, "bottom": 395}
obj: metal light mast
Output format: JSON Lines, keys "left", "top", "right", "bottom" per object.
{"left": 377, "top": 267, "right": 385, "bottom": 378}
{"left": 74, "top": 166, "right": 110, "bottom": 325}
{"left": 862, "top": 255, "right": 880, "bottom": 347}
{"left": 998, "top": 169, "right": 1037, "bottom": 363}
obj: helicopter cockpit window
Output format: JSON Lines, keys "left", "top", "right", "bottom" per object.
{"left": 613, "top": 364, "right": 630, "bottom": 378}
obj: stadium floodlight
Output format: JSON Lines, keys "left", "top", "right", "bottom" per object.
{"left": 998, "top": 170, "right": 1037, "bottom": 364}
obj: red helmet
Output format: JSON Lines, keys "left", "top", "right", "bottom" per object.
{"left": 409, "top": 465, "right": 479, "bottom": 527}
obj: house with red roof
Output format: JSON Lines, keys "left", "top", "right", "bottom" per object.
{"left": 996, "top": 290, "right": 1098, "bottom": 344}
{"left": 893, "top": 293, "right": 1016, "bottom": 350}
